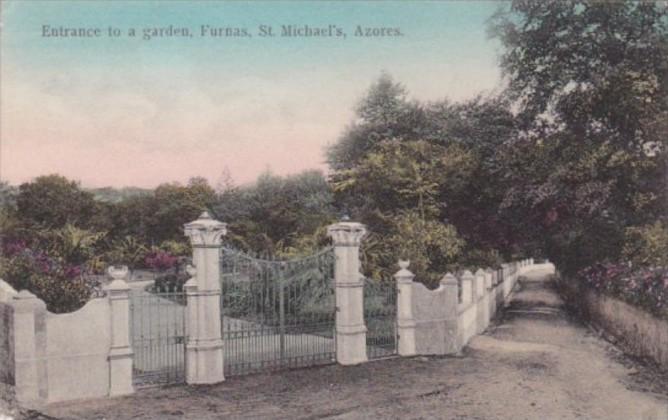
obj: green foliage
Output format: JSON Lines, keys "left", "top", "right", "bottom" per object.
{"left": 622, "top": 222, "right": 668, "bottom": 268}
{"left": 15, "top": 175, "right": 98, "bottom": 230}
{"left": 38, "top": 224, "right": 107, "bottom": 267}
{"left": 384, "top": 212, "right": 464, "bottom": 286}
{"left": 103, "top": 235, "right": 148, "bottom": 268}
{"left": 333, "top": 140, "right": 475, "bottom": 220}
{"left": 489, "top": 0, "right": 668, "bottom": 274}
{"left": 214, "top": 170, "right": 336, "bottom": 254}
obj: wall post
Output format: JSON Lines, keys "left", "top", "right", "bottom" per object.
{"left": 184, "top": 211, "right": 226, "bottom": 384}
{"left": 105, "top": 266, "right": 134, "bottom": 397}
{"left": 395, "top": 260, "right": 416, "bottom": 357}
{"left": 11, "top": 290, "right": 46, "bottom": 407}
{"left": 460, "top": 270, "right": 474, "bottom": 306}
{"left": 440, "top": 273, "right": 460, "bottom": 354}
{"left": 327, "top": 221, "right": 368, "bottom": 365}
{"left": 475, "top": 268, "right": 488, "bottom": 334}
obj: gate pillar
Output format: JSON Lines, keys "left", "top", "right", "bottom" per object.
{"left": 327, "top": 221, "right": 368, "bottom": 365}
{"left": 106, "top": 266, "right": 134, "bottom": 397}
{"left": 184, "top": 211, "right": 227, "bottom": 384}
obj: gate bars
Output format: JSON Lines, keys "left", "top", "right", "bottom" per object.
{"left": 129, "top": 283, "right": 187, "bottom": 387}
{"left": 220, "top": 247, "right": 337, "bottom": 376}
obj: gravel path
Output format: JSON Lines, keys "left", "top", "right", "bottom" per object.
{"left": 35, "top": 268, "right": 668, "bottom": 419}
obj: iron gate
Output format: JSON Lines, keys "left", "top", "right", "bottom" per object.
{"left": 129, "top": 284, "right": 186, "bottom": 387}
{"left": 220, "top": 247, "right": 336, "bottom": 376}
{"left": 364, "top": 278, "right": 397, "bottom": 359}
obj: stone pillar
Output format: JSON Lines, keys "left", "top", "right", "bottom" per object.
{"left": 184, "top": 211, "right": 226, "bottom": 384}
{"left": 327, "top": 221, "right": 368, "bottom": 365}
{"left": 441, "top": 273, "right": 461, "bottom": 354}
{"left": 395, "top": 261, "right": 416, "bottom": 357}
{"left": 105, "top": 266, "right": 134, "bottom": 397}
{"left": 460, "top": 270, "right": 474, "bottom": 305}
{"left": 12, "top": 290, "right": 47, "bottom": 407}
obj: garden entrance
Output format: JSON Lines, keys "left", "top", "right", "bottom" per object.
{"left": 219, "top": 247, "right": 337, "bottom": 376}
{"left": 364, "top": 279, "right": 398, "bottom": 359}
{"left": 129, "top": 284, "right": 187, "bottom": 387}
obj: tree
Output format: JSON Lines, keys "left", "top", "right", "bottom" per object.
{"left": 15, "top": 175, "right": 98, "bottom": 230}
{"left": 214, "top": 170, "right": 336, "bottom": 254}
{"left": 327, "top": 73, "right": 428, "bottom": 171}
{"left": 490, "top": 1, "right": 668, "bottom": 273}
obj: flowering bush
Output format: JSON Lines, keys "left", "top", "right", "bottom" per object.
{"left": 0, "top": 239, "right": 97, "bottom": 313}
{"left": 144, "top": 249, "right": 178, "bottom": 272}
{"left": 577, "top": 262, "right": 668, "bottom": 318}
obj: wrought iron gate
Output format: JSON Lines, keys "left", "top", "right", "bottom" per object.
{"left": 129, "top": 284, "right": 186, "bottom": 387}
{"left": 220, "top": 247, "right": 336, "bottom": 376}
{"left": 364, "top": 278, "right": 397, "bottom": 359}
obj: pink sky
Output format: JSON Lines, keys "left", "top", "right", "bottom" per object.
{"left": 0, "top": 1, "right": 503, "bottom": 188}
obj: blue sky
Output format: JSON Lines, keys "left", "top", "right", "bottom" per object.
{"left": 1, "top": 0, "right": 507, "bottom": 187}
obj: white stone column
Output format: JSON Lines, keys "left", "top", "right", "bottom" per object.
{"left": 327, "top": 221, "right": 368, "bottom": 365}
{"left": 11, "top": 290, "right": 46, "bottom": 407}
{"left": 105, "top": 266, "right": 134, "bottom": 397}
{"left": 184, "top": 211, "right": 226, "bottom": 384}
{"left": 395, "top": 260, "right": 416, "bottom": 357}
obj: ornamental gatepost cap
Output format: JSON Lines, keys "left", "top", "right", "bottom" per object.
{"left": 184, "top": 211, "right": 228, "bottom": 246}
{"left": 327, "top": 221, "right": 367, "bottom": 246}
{"left": 394, "top": 260, "right": 415, "bottom": 283}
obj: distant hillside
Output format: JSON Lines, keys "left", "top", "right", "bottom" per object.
{"left": 87, "top": 186, "right": 152, "bottom": 203}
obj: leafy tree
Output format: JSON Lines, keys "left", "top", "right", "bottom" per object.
{"left": 333, "top": 139, "right": 475, "bottom": 221}
{"left": 214, "top": 170, "right": 336, "bottom": 254}
{"left": 490, "top": 0, "right": 668, "bottom": 273}
{"left": 327, "top": 73, "right": 428, "bottom": 171}
{"left": 15, "top": 175, "right": 98, "bottom": 230}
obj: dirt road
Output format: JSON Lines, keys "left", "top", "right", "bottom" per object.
{"left": 41, "top": 268, "right": 668, "bottom": 419}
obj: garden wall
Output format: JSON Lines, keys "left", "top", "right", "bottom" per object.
{"left": 0, "top": 272, "right": 134, "bottom": 407}
{"left": 396, "top": 259, "right": 535, "bottom": 356}
{"left": 557, "top": 274, "right": 668, "bottom": 371}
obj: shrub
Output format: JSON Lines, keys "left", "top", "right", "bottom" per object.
{"left": 622, "top": 222, "right": 668, "bottom": 268}
{"left": 0, "top": 240, "right": 98, "bottom": 313}
{"left": 144, "top": 249, "right": 178, "bottom": 272}
{"left": 577, "top": 262, "right": 668, "bottom": 318}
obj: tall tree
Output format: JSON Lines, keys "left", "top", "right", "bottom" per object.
{"left": 491, "top": 0, "right": 668, "bottom": 272}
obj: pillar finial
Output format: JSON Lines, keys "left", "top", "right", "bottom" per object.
{"left": 184, "top": 212, "right": 227, "bottom": 246}
{"left": 327, "top": 221, "right": 367, "bottom": 246}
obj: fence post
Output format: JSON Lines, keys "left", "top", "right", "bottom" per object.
{"left": 440, "top": 273, "right": 460, "bottom": 354}
{"left": 327, "top": 221, "right": 368, "bottom": 365}
{"left": 184, "top": 211, "right": 227, "bottom": 384}
{"left": 395, "top": 260, "right": 416, "bottom": 357}
{"left": 460, "top": 270, "right": 474, "bottom": 306}
{"left": 105, "top": 266, "right": 134, "bottom": 397}
{"left": 11, "top": 290, "right": 47, "bottom": 407}
{"left": 475, "top": 268, "right": 488, "bottom": 334}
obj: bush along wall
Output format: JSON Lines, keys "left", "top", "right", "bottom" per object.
{"left": 577, "top": 263, "right": 668, "bottom": 319}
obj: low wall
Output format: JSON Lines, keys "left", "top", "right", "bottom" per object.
{"left": 396, "top": 259, "right": 534, "bottom": 356}
{"left": 410, "top": 282, "right": 457, "bottom": 355}
{"left": 557, "top": 275, "right": 668, "bottom": 371}
{"left": 0, "top": 271, "right": 134, "bottom": 407}
{"left": 45, "top": 299, "right": 111, "bottom": 402}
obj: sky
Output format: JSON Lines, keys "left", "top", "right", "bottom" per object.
{"left": 0, "top": 0, "right": 505, "bottom": 188}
